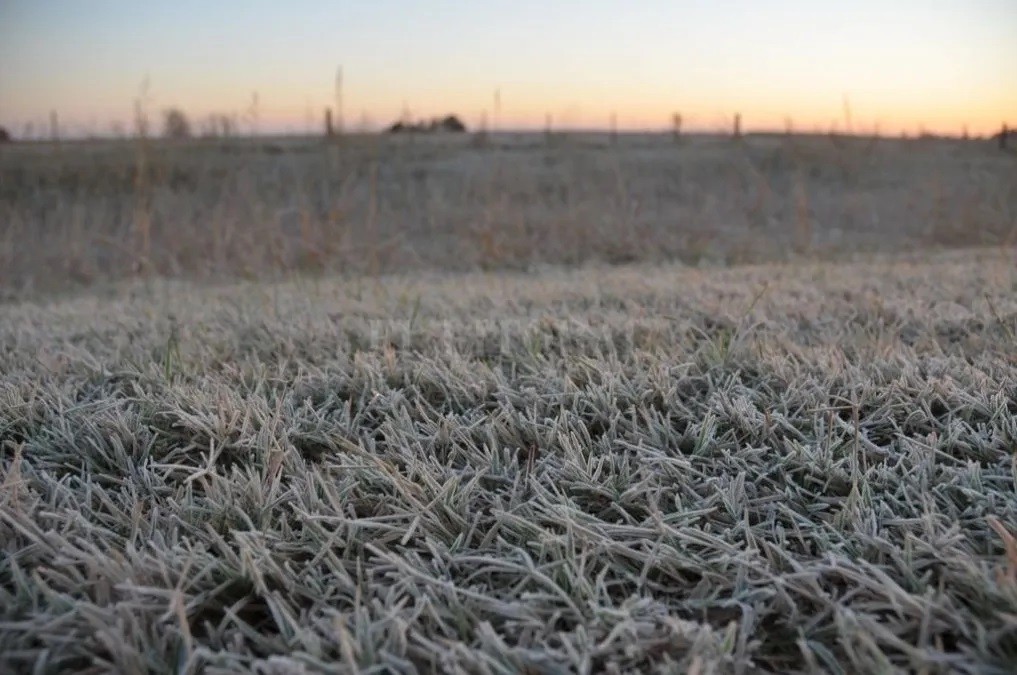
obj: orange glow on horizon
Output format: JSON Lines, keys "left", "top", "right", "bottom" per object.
{"left": 4, "top": 99, "right": 1010, "bottom": 139}
{"left": 3, "top": 2, "right": 1014, "bottom": 140}
{"left": 250, "top": 98, "right": 1014, "bottom": 138}
{"left": 4, "top": 76, "right": 1011, "bottom": 139}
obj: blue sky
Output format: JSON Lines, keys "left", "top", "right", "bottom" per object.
{"left": 1, "top": 0, "right": 1014, "bottom": 136}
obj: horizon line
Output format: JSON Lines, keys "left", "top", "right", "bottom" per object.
{"left": 3, "top": 125, "right": 1008, "bottom": 144}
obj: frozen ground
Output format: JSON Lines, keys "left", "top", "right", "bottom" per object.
{"left": 2, "top": 247, "right": 1016, "bottom": 673}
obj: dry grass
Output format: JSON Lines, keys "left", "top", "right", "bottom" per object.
{"left": 2, "top": 133, "right": 1015, "bottom": 295}
{"left": 2, "top": 245, "right": 1017, "bottom": 672}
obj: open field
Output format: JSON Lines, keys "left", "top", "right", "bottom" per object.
{"left": 2, "top": 135, "right": 1017, "bottom": 672}
{"left": 2, "top": 244, "right": 1017, "bottom": 672}
{"left": 1, "top": 132, "right": 1015, "bottom": 295}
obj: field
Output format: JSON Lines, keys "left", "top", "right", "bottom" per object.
{"left": 2, "top": 132, "right": 1015, "bottom": 293}
{"left": 1, "top": 134, "right": 1017, "bottom": 673}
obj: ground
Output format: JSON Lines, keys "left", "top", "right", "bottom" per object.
{"left": 1, "top": 134, "right": 1016, "bottom": 673}
{"left": 2, "top": 132, "right": 1014, "bottom": 293}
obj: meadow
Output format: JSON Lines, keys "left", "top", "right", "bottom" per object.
{"left": 1, "top": 132, "right": 1016, "bottom": 673}
{"left": 2, "top": 132, "right": 1014, "bottom": 293}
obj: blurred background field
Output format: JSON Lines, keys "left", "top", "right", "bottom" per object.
{"left": 2, "top": 131, "right": 1014, "bottom": 295}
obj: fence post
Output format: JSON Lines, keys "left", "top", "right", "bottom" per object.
{"left": 325, "top": 108, "right": 334, "bottom": 138}
{"left": 733, "top": 113, "right": 742, "bottom": 139}
{"left": 474, "top": 111, "right": 489, "bottom": 147}
{"left": 672, "top": 113, "right": 682, "bottom": 141}
{"left": 1001, "top": 123, "right": 1009, "bottom": 151}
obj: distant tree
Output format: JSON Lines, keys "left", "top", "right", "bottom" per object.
{"left": 385, "top": 114, "right": 467, "bottom": 134}
{"left": 0, "top": 127, "right": 11, "bottom": 143}
{"left": 438, "top": 115, "right": 467, "bottom": 133}
{"left": 162, "top": 108, "right": 192, "bottom": 139}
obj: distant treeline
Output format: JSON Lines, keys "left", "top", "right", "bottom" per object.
{"left": 385, "top": 115, "right": 467, "bottom": 134}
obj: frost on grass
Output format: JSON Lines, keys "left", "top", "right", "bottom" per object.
{"left": 1, "top": 248, "right": 1017, "bottom": 673}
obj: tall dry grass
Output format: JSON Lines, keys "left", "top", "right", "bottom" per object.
{"left": 1, "top": 132, "right": 1014, "bottom": 296}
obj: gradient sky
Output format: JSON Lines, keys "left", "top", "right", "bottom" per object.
{"left": 1, "top": 0, "right": 1015, "bottom": 137}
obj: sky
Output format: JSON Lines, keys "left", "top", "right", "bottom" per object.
{"left": 1, "top": 0, "right": 1015, "bottom": 137}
